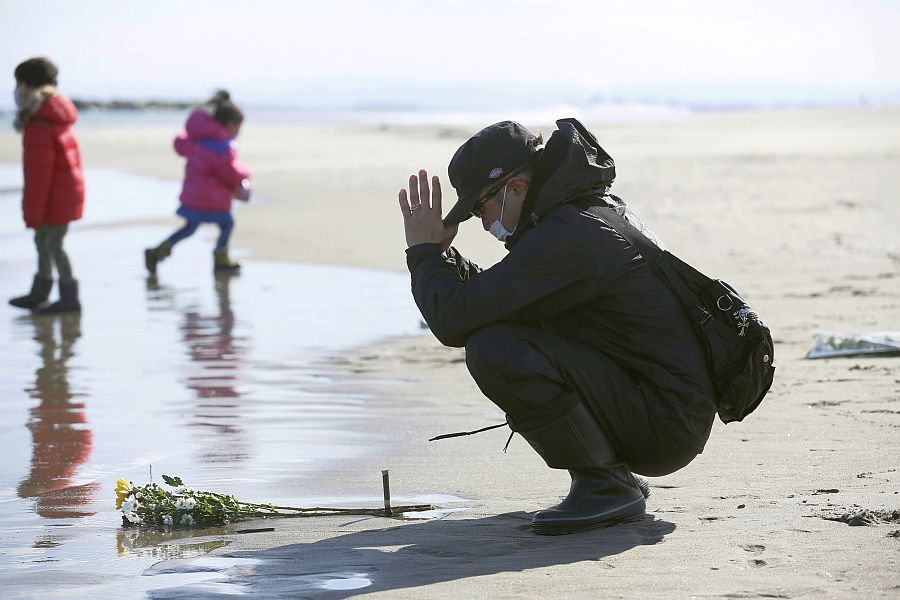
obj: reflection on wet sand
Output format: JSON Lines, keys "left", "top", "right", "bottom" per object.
{"left": 146, "top": 273, "right": 251, "bottom": 464}
{"left": 1, "top": 195, "right": 418, "bottom": 593}
{"left": 116, "top": 525, "right": 230, "bottom": 559}
{"left": 17, "top": 314, "right": 99, "bottom": 518}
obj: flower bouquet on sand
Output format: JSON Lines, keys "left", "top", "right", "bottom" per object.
{"left": 116, "top": 473, "right": 433, "bottom": 529}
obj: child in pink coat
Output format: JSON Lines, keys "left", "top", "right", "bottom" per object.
{"left": 145, "top": 90, "right": 251, "bottom": 275}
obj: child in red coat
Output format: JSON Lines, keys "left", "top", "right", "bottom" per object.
{"left": 145, "top": 91, "right": 251, "bottom": 275}
{"left": 9, "top": 57, "right": 85, "bottom": 314}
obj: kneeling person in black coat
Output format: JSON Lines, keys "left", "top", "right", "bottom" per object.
{"left": 398, "top": 119, "right": 717, "bottom": 535}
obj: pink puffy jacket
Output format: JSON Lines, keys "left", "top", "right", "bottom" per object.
{"left": 174, "top": 109, "right": 250, "bottom": 213}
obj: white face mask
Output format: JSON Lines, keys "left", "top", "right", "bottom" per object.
{"left": 489, "top": 184, "right": 516, "bottom": 242}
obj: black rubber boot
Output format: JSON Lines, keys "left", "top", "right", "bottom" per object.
{"left": 144, "top": 240, "right": 172, "bottom": 275}
{"left": 514, "top": 403, "right": 646, "bottom": 535}
{"left": 9, "top": 275, "right": 53, "bottom": 309}
{"left": 34, "top": 279, "right": 81, "bottom": 315}
{"left": 563, "top": 472, "right": 650, "bottom": 499}
{"left": 634, "top": 474, "right": 651, "bottom": 499}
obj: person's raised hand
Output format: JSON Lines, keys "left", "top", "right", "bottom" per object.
{"left": 398, "top": 169, "right": 458, "bottom": 249}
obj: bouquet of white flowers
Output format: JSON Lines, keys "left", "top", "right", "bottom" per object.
{"left": 116, "top": 474, "right": 433, "bottom": 529}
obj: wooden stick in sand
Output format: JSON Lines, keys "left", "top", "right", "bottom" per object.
{"left": 382, "top": 469, "right": 393, "bottom": 517}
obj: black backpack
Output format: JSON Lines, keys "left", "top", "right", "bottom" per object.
{"left": 593, "top": 205, "right": 775, "bottom": 424}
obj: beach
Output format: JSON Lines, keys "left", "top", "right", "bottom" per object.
{"left": 0, "top": 106, "right": 898, "bottom": 597}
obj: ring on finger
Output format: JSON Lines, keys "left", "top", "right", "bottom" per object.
{"left": 410, "top": 204, "right": 422, "bottom": 211}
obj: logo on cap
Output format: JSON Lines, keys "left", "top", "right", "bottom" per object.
{"left": 488, "top": 167, "right": 503, "bottom": 180}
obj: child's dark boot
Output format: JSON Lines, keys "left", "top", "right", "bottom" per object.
{"left": 144, "top": 240, "right": 172, "bottom": 275}
{"left": 9, "top": 275, "right": 53, "bottom": 309}
{"left": 35, "top": 279, "right": 81, "bottom": 315}
{"left": 213, "top": 248, "right": 241, "bottom": 273}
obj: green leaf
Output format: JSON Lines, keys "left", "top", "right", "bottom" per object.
{"left": 162, "top": 475, "right": 184, "bottom": 487}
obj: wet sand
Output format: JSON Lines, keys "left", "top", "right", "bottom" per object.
{"left": 1, "top": 107, "right": 899, "bottom": 597}
{"left": 0, "top": 219, "right": 429, "bottom": 595}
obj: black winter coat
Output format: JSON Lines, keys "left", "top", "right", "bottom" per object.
{"left": 406, "top": 119, "right": 717, "bottom": 452}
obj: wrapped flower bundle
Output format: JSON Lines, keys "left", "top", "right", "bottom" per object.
{"left": 116, "top": 474, "right": 433, "bottom": 529}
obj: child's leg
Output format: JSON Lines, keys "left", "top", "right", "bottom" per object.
{"left": 33, "top": 224, "right": 81, "bottom": 314}
{"left": 212, "top": 215, "right": 239, "bottom": 272}
{"left": 35, "top": 225, "right": 54, "bottom": 279}
{"left": 145, "top": 220, "right": 198, "bottom": 275}
{"left": 44, "top": 224, "right": 74, "bottom": 281}
{"left": 214, "top": 215, "right": 234, "bottom": 250}
{"left": 166, "top": 220, "right": 201, "bottom": 246}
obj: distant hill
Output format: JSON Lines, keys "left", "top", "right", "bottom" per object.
{"left": 71, "top": 99, "right": 197, "bottom": 111}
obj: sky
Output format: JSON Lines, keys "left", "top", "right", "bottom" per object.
{"left": 2, "top": 0, "right": 899, "bottom": 109}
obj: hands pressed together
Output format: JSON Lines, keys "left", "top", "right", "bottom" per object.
{"left": 398, "top": 169, "right": 458, "bottom": 249}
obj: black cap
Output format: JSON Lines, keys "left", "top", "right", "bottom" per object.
{"left": 444, "top": 121, "right": 541, "bottom": 227}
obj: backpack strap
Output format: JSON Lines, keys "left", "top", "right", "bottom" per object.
{"left": 584, "top": 205, "right": 662, "bottom": 263}
{"left": 586, "top": 204, "right": 713, "bottom": 326}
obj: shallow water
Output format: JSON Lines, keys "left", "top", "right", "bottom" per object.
{"left": 0, "top": 163, "right": 191, "bottom": 240}
{"left": 0, "top": 166, "right": 425, "bottom": 596}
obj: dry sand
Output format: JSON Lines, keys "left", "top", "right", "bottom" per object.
{"left": 1, "top": 107, "right": 898, "bottom": 597}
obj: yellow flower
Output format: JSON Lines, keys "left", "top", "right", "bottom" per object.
{"left": 115, "top": 479, "right": 132, "bottom": 510}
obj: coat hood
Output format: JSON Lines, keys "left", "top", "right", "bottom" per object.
{"left": 33, "top": 94, "right": 78, "bottom": 126}
{"left": 507, "top": 118, "right": 615, "bottom": 246}
{"left": 184, "top": 108, "right": 232, "bottom": 140}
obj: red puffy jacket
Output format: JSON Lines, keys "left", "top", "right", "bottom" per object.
{"left": 174, "top": 109, "right": 250, "bottom": 213}
{"left": 21, "top": 95, "right": 85, "bottom": 229}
